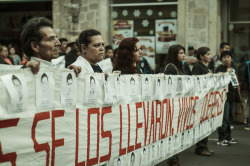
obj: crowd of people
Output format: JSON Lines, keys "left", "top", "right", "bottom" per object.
{"left": 0, "top": 16, "right": 250, "bottom": 166}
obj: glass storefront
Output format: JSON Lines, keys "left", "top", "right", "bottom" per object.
{"left": 110, "top": 0, "right": 177, "bottom": 72}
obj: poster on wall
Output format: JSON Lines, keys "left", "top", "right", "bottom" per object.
{"left": 155, "top": 19, "right": 177, "bottom": 54}
{"left": 137, "top": 36, "right": 156, "bottom": 70}
{"left": 112, "top": 20, "right": 134, "bottom": 49}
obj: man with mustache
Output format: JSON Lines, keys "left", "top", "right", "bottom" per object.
{"left": 21, "top": 17, "right": 81, "bottom": 76}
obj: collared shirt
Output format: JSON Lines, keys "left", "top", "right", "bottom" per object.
{"left": 72, "top": 56, "right": 103, "bottom": 73}
{"left": 30, "top": 56, "right": 65, "bottom": 69}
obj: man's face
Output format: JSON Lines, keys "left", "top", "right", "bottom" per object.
{"left": 41, "top": 77, "right": 49, "bottom": 85}
{"left": 221, "top": 45, "right": 230, "bottom": 52}
{"left": 82, "top": 35, "right": 104, "bottom": 65}
{"left": 36, "top": 26, "right": 61, "bottom": 61}
{"left": 188, "top": 49, "right": 194, "bottom": 56}
{"left": 60, "top": 41, "right": 68, "bottom": 52}
{"left": 106, "top": 49, "right": 113, "bottom": 58}
{"left": 0, "top": 46, "right": 8, "bottom": 59}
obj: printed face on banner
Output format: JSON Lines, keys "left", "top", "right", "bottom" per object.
{"left": 220, "top": 74, "right": 226, "bottom": 87}
{"left": 208, "top": 75, "right": 214, "bottom": 90}
{"left": 141, "top": 75, "right": 152, "bottom": 100}
{"left": 103, "top": 76, "right": 113, "bottom": 104}
{"left": 230, "top": 72, "right": 239, "bottom": 86}
{"left": 36, "top": 72, "right": 54, "bottom": 109}
{"left": 185, "top": 76, "right": 194, "bottom": 95}
{"left": 140, "top": 147, "right": 149, "bottom": 166}
{"left": 150, "top": 143, "right": 157, "bottom": 165}
{"left": 61, "top": 72, "right": 77, "bottom": 107}
{"left": 1, "top": 74, "right": 28, "bottom": 113}
{"left": 165, "top": 76, "right": 173, "bottom": 97}
{"left": 114, "top": 156, "right": 123, "bottom": 166}
{"left": 202, "top": 76, "right": 208, "bottom": 90}
{"left": 196, "top": 77, "right": 202, "bottom": 93}
{"left": 126, "top": 75, "right": 140, "bottom": 102}
{"left": 175, "top": 77, "right": 183, "bottom": 95}
{"left": 128, "top": 151, "right": 138, "bottom": 166}
{"left": 115, "top": 76, "right": 125, "bottom": 102}
{"left": 84, "top": 75, "right": 99, "bottom": 105}
{"left": 154, "top": 78, "right": 163, "bottom": 100}
{"left": 158, "top": 140, "right": 165, "bottom": 159}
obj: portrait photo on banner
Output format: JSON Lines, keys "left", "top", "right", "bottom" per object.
{"left": 154, "top": 77, "right": 163, "bottom": 100}
{"left": 165, "top": 75, "right": 173, "bottom": 98}
{"left": 126, "top": 75, "right": 140, "bottom": 102}
{"left": 103, "top": 75, "right": 113, "bottom": 105}
{"left": 175, "top": 76, "right": 184, "bottom": 96}
{"left": 115, "top": 75, "right": 125, "bottom": 103}
{"left": 84, "top": 75, "right": 100, "bottom": 105}
{"left": 36, "top": 72, "right": 55, "bottom": 110}
{"left": 1, "top": 73, "right": 28, "bottom": 113}
{"left": 141, "top": 75, "right": 152, "bottom": 101}
{"left": 185, "top": 76, "right": 194, "bottom": 95}
{"left": 61, "top": 72, "right": 77, "bottom": 107}
{"left": 140, "top": 146, "right": 149, "bottom": 166}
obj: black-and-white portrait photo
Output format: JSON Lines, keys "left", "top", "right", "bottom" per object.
{"left": 36, "top": 72, "right": 54, "bottom": 109}
{"left": 176, "top": 77, "right": 183, "bottom": 93}
{"left": 1, "top": 73, "right": 28, "bottom": 113}
{"left": 103, "top": 76, "right": 113, "bottom": 104}
{"left": 166, "top": 76, "right": 173, "bottom": 97}
{"left": 154, "top": 78, "right": 163, "bottom": 100}
{"left": 114, "top": 157, "right": 122, "bottom": 166}
{"left": 127, "top": 76, "right": 140, "bottom": 101}
{"left": 140, "top": 147, "right": 148, "bottom": 166}
{"left": 142, "top": 76, "right": 152, "bottom": 100}
{"left": 61, "top": 72, "right": 77, "bottom": 107}
{"left": 115, "top": 76, "right": 125, "bottom": 102}
{"left": 84, "top": 75, "right": 100, "bottom": 105}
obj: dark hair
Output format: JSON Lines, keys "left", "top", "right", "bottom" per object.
{"left": 90, "top": 76, "right": 95, "bottom": 84}
{"left": 78, "top": 29, "right": 101, "bottom": 53}
{"left": 0, "top": 45, "right": 7, "bottom": 52}
{"left": 165, "top": 44, "right": 185, "bottom": 74}
{"left": 188, "top": 45, "right": 194, "bottom": 50}
{"left": 41, "top": 73, "right": 49, "bottom": 82}
{"left": 21, "top": 17, "right": 52, "bottom": 57}
{"left": 105, "top": 45, "right": 113, "bottom": 53}
{"left": 130, "top": 77, "right": 135, "bottom": 83}
{"left": 196, "top": 47, "right": 210, "bottom": 60}
{"left": 59, "top": 38, "right": 68, "bottom": 43}
{"left": 12, "top": 75, "right": 21, "bottom": 85}
{"left": 220, "top": 42, "right": 230, "bottom": 49}
{"left": 113, "top": 37, "right": 139, "bottom": 74}
{"left": 220, "top": 51, "right": 232, "bottom": 60}
{"left": 8, "top": 46, "right": 15, "bottom": 54}
{"left": 66, "top": 73, "right": 73, "bottom": 83}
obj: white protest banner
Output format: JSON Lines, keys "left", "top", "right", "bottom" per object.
{"left": 0, "top": 69, "right": 230, "bottom": 166}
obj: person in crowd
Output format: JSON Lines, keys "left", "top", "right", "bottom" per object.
{"left": 21, "top": 17, "right": 81, "bottom": 75}
{"left": 59, "top": 38, "right": 68, "bottom": 56}
{"left": 216, "top": 51, "right": 238, "bottom": 145}
{"left": 104, "top": 45, "right": 114, "bottom": 59}
{"left": 20, "top": 53, "right": 29, "bottom": 65}
{"left": 192, "top": 47, "right": 214, "bottom": 156}
{"left": 113, "top": 37, "right": 143, "bottom": 74}
{"left": 65, "top": 39, "right": 80, "bottom": 67}
{"left": 208, "top": 42, "right": 230, "bottom": 73}
{"left": 244, "top": 61, "right": 250, "bottom": 130}
{"left": 163, "top": 44, "right": 185, "bottom": 166}
{"left": 184, "top": 45, "right": 197, "bottom": 71}
{"left": 138, "top": 56, "right": 153, "bottom": 74}
{"left": 9, "top": 46, "right": 21, "bottom": 65}
{"left": 72, "top": 29, "right": 104, "bottom": 73}
{"left": 0, "top": 45, "right": 14, "bottom": 65}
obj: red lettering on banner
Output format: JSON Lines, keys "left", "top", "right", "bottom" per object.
{"left": 51, "top": 110, "right": 65, "bottom": 166}
{"left": 148, "top": 101, "right": 155, "bottom": 144}
{"left": 143, "top": 101, "right": 150, "bottom": 146}
{"left": 164, "top": 99, "right": 174, "bottom": 137}
{"left": 127, "top": 104, "right": 135, "bottom": 153}
{"left": 185, "top": 98, "right": 194, "bottom": 130}
{"left": 87, "top": 108, "right": 100, "bottom": 166}
{"left": 208, "top": 92, "right": 216, "bottom": 118}
{"left": 155, "top": 101, "right": 162, "bottom": 141}
{"left": 177, "top": 98, "right": 187, "bottom": 133}
{"left": 119, "top": 105, "right": 126, "bottom": 156}
{"left": 200, "top": 94, "right": 208, "bottom": 123}
{"left": 161, "top": 99, "right": 167, "bottom": 139}
{"left": 0, "top": 118, "right": 19, "bottom": 166}
{"left": 100, "top": 107, "right": 112, "bottom": 163}
{"left": 187, "top": 96, "right": 198, "bottom": 129}
{"left": 32, "top": 112, "right": 50, "bottom": 166}
{"left": 75, "top": 108, "right": 85, "bottom": 166}
{"left": 182, "top": 97, "right": 191, "bottom": 131}
{"left": 204, "top": 92, "right": 214, "bottom": 121}
{"left": 135, "top": 102, "right": 143, "bottom": 149}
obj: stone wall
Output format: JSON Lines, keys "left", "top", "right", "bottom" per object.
{"left": 53, "top": 0, "right": 109, "bottom": 44}
{"left": 177, "top": 0, "right": 221, "bottom": 55}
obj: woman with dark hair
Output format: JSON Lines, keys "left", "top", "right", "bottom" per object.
{"left": 0, "top": 45, "right": 14, "bottom": 65}
{"left": 113, "top": 37, "right": 143, "bottom": 74}
{"left": 163, "top": 44, "right": 185, "bottom": 166}
{"left": 9, "top": 46, "right": 21, "bottom": 65}
{"left": 216, "top": 51, "right": 238, "bottom": 145}
{"left": 191, "top": 47, "right": 214, "bottom": 156}
{"left": 164, "top": 44, "right": 185, "bottom": 75}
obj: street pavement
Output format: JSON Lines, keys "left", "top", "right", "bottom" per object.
{"left": 157, "top": 123, "right": 250, "bottom": 166}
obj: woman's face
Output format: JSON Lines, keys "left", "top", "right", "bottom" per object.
{"left": 177, "top": 49, "right": 185, "bottom": 63}
{"left": 82, "top": 35, "right": 104, "bottom": 65}
{"left": 10, "top": 47, "right": 15, "bottom": 55}
{"left": 134, "top": 42, "right": 142, "bottom": 62}
{"left": 221, "top": 55, "right": 232, "bottom": 67}
{"left": 201, "top": 51, "right": 211, "bottom": 63}
{"left": 0, "top": 46, "right": 8, "bottom": 59}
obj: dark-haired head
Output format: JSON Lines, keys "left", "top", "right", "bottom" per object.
{"left": 113, "top": 37, "right": 139, "bottom": 74}
{"left": 78, "top": 29, "right": 101, "bottom": 53}
{"left": 12, "top": 75, "right": 21, "bottom": 85}
{"left": 220, "top": 51, "right": 232, "bottom": 60}
{"left": 220, "top": 42, "right": 230, "bottom": 52}
{"left": 196, "top": 47, "right": 210, "bottom": 61}
{"left": 41, "top": 73, "right": 49, "bottom": 83}
{"left": 21, "top": 17, "right": 53, "bottom": 57}
{"left": 165, "top": 44, "right": 185, "bottom": 74}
